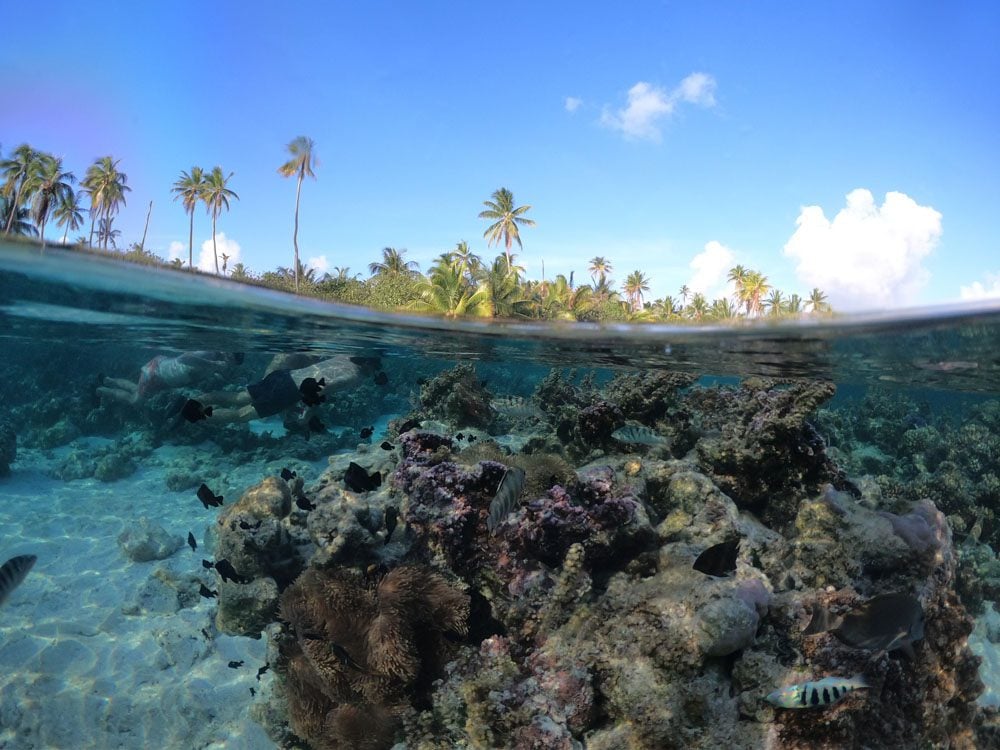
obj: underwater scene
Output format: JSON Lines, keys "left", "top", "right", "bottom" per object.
{"left": 2, "top": 243, "right": 1000, "bottom": 750}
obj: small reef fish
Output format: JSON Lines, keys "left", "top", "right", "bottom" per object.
{"left": 180, "top": 399, "right": 213, "bottom": 423}
{"left": 374, "top": 372, "right": 389, "bottom": 386}
{"left": 491, "top": 396, "right": 543, "bottom": 419}
{"left": 487, "top": 466, "right": 527, "bottom": 535}
{"left": 307, "top": 415, "right": 326, "bottom": 435}
{"left": 202, "top": 559, "right": 214, "bottom": 570}
{"left": 280, "top": 467, "right": 297, "bottom": 482}
{"left": 384, "top": 506, "right": 399, "bottom": 544}
{"left": 197, "top": 483, "right": 224, "bottom": 509}
{"left": 766, "top": 675, "right": 869, "bottom": 709}
{"left": 215, "top": 559, "right": 252, "bottom": 585}
{"left": 804, "top": 593, "right": 925, "bottom": 657}
{"left": 256, "top": 663, "right": 269, "bottom": 680}
{"left": 397, "top": 418, "right": 420, "bottom": 434}
{"left": 330, "top": 642, "right": 369, "bottom": 673}
{"left": 227, "top": 660, "right": 244, "bottom": 669}
{"left": 295, "top": 493, "right": 316, "bottom": 512}
{"left": 455, "top": 433, "right": 465, "bottom": 440}
{"left": 344, "top": 462, "right": 382, "bottom": 493}
{"left": 693, "top": 539, "right": 739, "bottom": 577}
{"left": 0, "top": 554, "right": 36, "bottom": 607}
{"left": 612, "top": 425, "right": 668, "bottom": 446}
{"left": 359, "top": 426, "right": 374, "bottom": 440}
{"left": 198, "top": 584, "right": 217, "bottom": 599}
{"left": 299, "top": 377, "right": 326, "bottom": 406}
{"left": 187, "top": 532, "right": 197, "bottom": 552}
{"left": 380, "top": 440, "right": 393, "bottom": 450}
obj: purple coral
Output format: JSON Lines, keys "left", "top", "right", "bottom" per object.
{"left": 879, "top": 499, "right": 951, "bottom": 561}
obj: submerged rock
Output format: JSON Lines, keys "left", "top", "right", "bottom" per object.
{"left": 117, "top": 517, "right": 184, "bottom": 562}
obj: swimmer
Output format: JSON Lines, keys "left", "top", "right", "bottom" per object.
{"left": 97, "top": 351, "right": 244, "bottom": 406}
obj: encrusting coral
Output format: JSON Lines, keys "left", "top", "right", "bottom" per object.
{"left": 275, "top": 564, "right": 469, "bottom": 750}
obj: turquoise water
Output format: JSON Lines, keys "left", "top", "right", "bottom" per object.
{"left": 1, "top": 242, "right": 999, "bottom": 749}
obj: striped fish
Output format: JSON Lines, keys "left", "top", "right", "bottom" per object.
{"left": 611, "top": 425, "right": 668, "bottom": 446}
{"left": 0, "top": 554, "right": 37, "bottom": 607}
{"left": 766, "top": 674, "right": 869, "bottom": 709}
{"left": 486, "top": 466, "right": 527, "bottom": 535}
{"left": 491, "top": 396, "right": 542, "bottom": 419}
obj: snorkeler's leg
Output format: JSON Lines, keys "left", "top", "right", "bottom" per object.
{"left": 198, "top": 390, "right": 252, "bottom": 407}
{"left": 103, "top": 377, "right": 138, "bottom": 393}
{"left": 96, "top": 385, "right": 138, "bottom": 405}
{"left": 209, "top": 404, "right": 259, "bottom": 423}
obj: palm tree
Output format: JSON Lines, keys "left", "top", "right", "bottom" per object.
{"left": 201, "top": 166, "right": 238, "bottom": 274}
{"left": 81, "top": 157, "right": 130, "bottom": 249}
{"left": 727, "top": 265, "right": 748, "bottom": 304}
{"left": 331, "top": 266, "right": 358, "bottom": 281}
{"left": 96, "top": 217, "right": 121, "bottom": 249}
{"left": 763, "top": 289, "right": 785, "bottom": 317}
{"left": 710, "top": 297, "right": 738, "bottom": 320}
{"left": 449, "top": 240, "right": 482, "bottom": 281}
{"left": 31, "top": 155, "right": 75, "bottom": 249}
{"left": 808, "top": 287, "right": 831, "bottom": 314}
{"left": 1, "top": 144, "right": 40, "bottom": 234}
{"left": 740, "top": 271, "right": 770, "bottom": 317}
{"left": 623, "top": 270, "right": 651, "bottom": 311}
{"left": 412, "top": 257, "right": 491, "bottom": 318}
{"left": 171, "top": 167, "right": 205, "bottom": 270}
{"left": 277, "top": 136, "right": 317, "bottom": 292}
{"left": 678, "top": 284, "right": 691, "bottom": 305}
{"left": 588, "top": 256, "right": 613, "bottom": 284}
{"left": 686, "top": 292, "right": 709, "bottom": 321}
{"left": 784, "top": 293, "right": 804, "bottom": 315}
{"left": 0, "top": 197, "right": 37, "bottom": 237}
{"left": 368, "top": 247, "right": 419, "bottom": 277}
{"left": 476, "top": 255, "right": 528, "bottom": 318}
{"left": 53, "top": 192, "right": 84, "bottom": 245}
{"left": 478, "top": 187, "right": 535, "bottom": 269}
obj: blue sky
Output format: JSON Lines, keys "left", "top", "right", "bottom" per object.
{"left": 2, "top": 1, "right": 998, "bottom": 310}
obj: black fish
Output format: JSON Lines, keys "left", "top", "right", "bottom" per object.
{"left": 187, "top": 532, "right": 197, "bottom": 552}
{"left": 468, "top": 435, "right": 477, "bottom": 443}
{"left": 693, "top": 539, "right": 740, "bottom": 577}
{"left": 360, "top": 426, "right": 374, "bottom": 439}
{"left": 397, "top": 418, "right": 420, "bottom": 433}
{"left": 456, "top": 433, "right": 465, "bottom": 440}
{"left": 249, "top": 687, "right": 256, "bottom": 696}
{"left": 215, "top": 559, "right": 251, "bottom": 585}
{"left": 239, "top": 519, "right": 261, "bottom": 531}
{"left": 256, "top": 663, "right": 269, "bottom": 680}
{"left": 200, "top": 628, "right": 211, "bottom": 639}
{"left": 280, "top": 467, "right": 297, "bottom": 482}
{"left": 487, "top": 466, "right": 527, "bottom": 535}
{"left": 299, "top": 377, "right": 326, "bottom": 406}
{"left": 228, "top": 660, "right": 244, "bottom": 669}
{"left": 805, "top": 593, "right": 925, "bottom": 657}
{"left": 181, "top": 399, "right": 213, "bottom": 423}
{"left": 307, "top": 415, "right": 326, "bottom": 434}
{"left": 197, "top": 483, "right": 224, "bottom": 509}
{"left": 202, "top": 559, "right": 214, "bottom": 570}
{"left": 380, "top": 440, "right": 393, "bottom": 450}
{"left": 344, "top": 462, "right": 382, "bottom": 493}
{"left": 296, "top": 494, "right": 316, "bottom": 512}
{"left": 384, "top": 506, "right": 398, "bottom": 545}
{"left": 0, "top": 554, "right": 36, "bottom": 607}
{"left": 374, "top": 372, "right": 388, "bottom": 386}
{"left": 199, "top": 583, "right": 217, "bottom": 599}
{"left": 330, "top": 642, "right": 368, "bottom": 673}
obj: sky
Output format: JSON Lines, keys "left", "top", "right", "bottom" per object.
{"left": 2, "top": 1, "right": 999, "bottom": 311}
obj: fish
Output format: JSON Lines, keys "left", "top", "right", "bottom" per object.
{"left": 693, "top": 539, "right": 739, "bottom": 577}
{"left": 344, "top": 462, "right": 382, "bottom": 493}
{"left": 295, "top": 494, "right": 316, "bottom": 512}
{"left": 455, "top": 433, "right": 465, "bottom": 440}
{"left": 249, "top": 687, "right": 256, "bottom": 696}
{"left": 307, "top": 415, "right": 326, "bottom": 434}
{"left": 491, "top": 396, "right": 542, "bottom": 418}
{"left": 198, "top": 583, "right": 217, "bottom": 599}
{"left": 397, "top": 418, "right": 420, "bottom": 434}
{"left": 187, "top": 532, "right": 197, "bottom": 552}
{"left": 766, "top": 674, "right": 869, "bottom": 709}
{"left": 612, "top": 425, "right": 668, "bottom": 446}
{"left": 468, "top": 435, "right": 477, "bottom": 442}
{"left": 215, "top": 559, "right": 252, "bottom": 585}
{"left": 384, "top": 506, "right": 399, "bottom": 544}
{"left": 201, "top": 559, "right": 214, "bottom": 570}
{"left": 256, "top": 663, "right": 269, "bottom": 680}
{"left": 804, "top": 593, "right": 925, "bottom": 657}
{"left": 197, "top": 483, "right": 224, "bottom": 509}
{"left": 239, "top": 519, "right": 261, "bottom": 531}
{"left": 299, "top": 376, "right": 326, "bottom": 406}
{"left": 330, "top": 642, "right": 369, "bottom": 673}
{"left": 280, "top": 467, "right": 297, "bottom": 482}
{"left": 228, "top": 660, "right": 244, "bottom": 669}
{"left": 374, "top": 372, "right": 389, "bottom": 386}
{"left": 487, "top": 466, "right": 527, "bottom": 535}
{"left": 360, "top": 426, "right": 374, "bottom": 439}
{"left": 380, "top": 441, "right": 393, "bottom": 450}
{"left": 0, "top": 554, "right": 36, "bottom": 607}
{"left": 181, "top": 399, "right": 213, "bottom": 423}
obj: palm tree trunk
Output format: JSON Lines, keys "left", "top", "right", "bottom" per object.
{"left": 293, "top": 170, "right": 303, "bottom": 292}
{"left": 39, "top": 215, "right": 47, "bottom": 251}
{"left": 140, "top": 201, "right": 152, "bottom": 251}
{"left": 187, "top": 209, "right": 194, "bottom": 270}
{"left": 212, "top": 214, "right": 219, "bottom": 274}
{"left": 88, "top": 211, "right": 95, "bottom": 247}
{"left": 4, "top": 181, "right": 25, "bottom": 234}
{"left": 61, "top": 225, "right": 68, "bottom": 246}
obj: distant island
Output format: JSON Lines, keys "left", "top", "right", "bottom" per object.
{"left": 1, "top": 140, "right": 832, "bottom": 322}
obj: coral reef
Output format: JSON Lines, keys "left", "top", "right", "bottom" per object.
{"left": 411, "top": 363, "right": 494, "bottom": 429}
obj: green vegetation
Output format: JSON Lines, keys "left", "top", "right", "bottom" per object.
{"left": 1, "top": 141, "right": 834, "bottom": 323}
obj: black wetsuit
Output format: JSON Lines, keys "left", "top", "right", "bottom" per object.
{"left": 246, "top": 370, "right": 300, "bottom": 418}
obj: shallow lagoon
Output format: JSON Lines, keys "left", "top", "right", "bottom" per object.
{"left": 1, "top": 243, "right": 999, "bottom": 749}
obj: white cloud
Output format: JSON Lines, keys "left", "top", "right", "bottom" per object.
{"left": 600, "top": 72, "right": 717, "bottom": 141}
{"left": 960, "top": 272, "right": 1000, "bottom": 300}
{"left": 564, "top": 96, "right": 582, "bottom": 113}
{"left": 783, "top": 189, "right": 942, "bottom": 311}
{"left": 307, "top": 254, "right": 329, "bottom": 274}
{"left": 686, "top": 240, "right": 736, "bottom": 300}
{"left": 198, "top": 233, "right": 242, "bottom": 273}
{"left": 167, "top": 241, "right": 185, "bottom": 262}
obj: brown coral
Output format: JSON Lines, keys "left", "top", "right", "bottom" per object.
{"left": 276, "top": 565, "right": 470, "bottom": 749}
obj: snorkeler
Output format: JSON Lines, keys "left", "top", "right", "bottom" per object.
{"left": 97, "top": 351, "right": 245, "bottom": 405}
